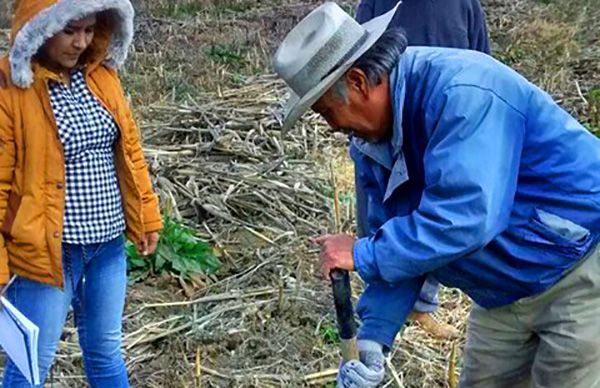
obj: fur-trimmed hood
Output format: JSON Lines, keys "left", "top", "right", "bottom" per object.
{"left": 8, "top": 0, "right": 134, "bottom": 88}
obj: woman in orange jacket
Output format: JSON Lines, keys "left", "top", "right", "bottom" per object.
{"left": 0, "top": 0, "right": 162, "bottom": 386}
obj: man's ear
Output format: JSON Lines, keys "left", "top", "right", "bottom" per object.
{"left": 0, "top": 69, "right": 7, "bottom": 89}
{"left": 345, "top": 68, "right": 370, "bottom": 98}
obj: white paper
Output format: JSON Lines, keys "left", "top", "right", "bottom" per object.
{"left": 0, "top": 296, "right": 40, "bottom": 385}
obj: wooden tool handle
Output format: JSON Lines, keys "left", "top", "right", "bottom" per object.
{"left": 340, "top": 337, "right": 359, "bottom": 362}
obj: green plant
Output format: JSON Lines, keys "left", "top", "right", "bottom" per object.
{"left": 320, "top": 323, "right": 341, "bottom": 345}
{"left": 495, "top": 47, "right": 526, "bottom": 66}
{"left": 126, "top": 216, "right": 222, "bottom": 283}
{"left": 207, "top": 43, "right": 245, "bottom": 67}
{"left": 230, "top": 72, "right": 246, "bottom": 85}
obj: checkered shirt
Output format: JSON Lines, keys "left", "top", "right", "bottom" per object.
{"left": 49, "top": 70, "right": 126, "bottom": 244}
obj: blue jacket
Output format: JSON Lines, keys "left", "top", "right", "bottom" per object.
{"left": 356, "top": 0, "right": 490, "bottom": 54}
{"left": 352, "top": 47, "right": 600, "bottom": 348}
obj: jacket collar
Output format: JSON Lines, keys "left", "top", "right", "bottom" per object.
{"left": 31, "top": 60, "right": 100, "bottom": 86}
{"left": 352, "top": 62, "right": 406, "bottom": 170}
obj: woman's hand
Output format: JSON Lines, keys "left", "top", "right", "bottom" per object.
{"left": 138, "top": 232, "right": 159, "bottom": 256}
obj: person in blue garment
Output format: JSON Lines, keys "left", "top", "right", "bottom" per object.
{"left": 273, "top": 3, "right": 600, "bottom": 388}
{"left": 354, "top": 0, "right": 490, "bottom": 339}
{"left": 356, "top": 0, "right": 489, "bottom": 53}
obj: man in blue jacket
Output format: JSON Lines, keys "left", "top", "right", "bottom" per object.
{"left": 274, "top": 3, "right": 600, "bottom": 388}
{"left": 355, "top": 0, "right": 490, "bottom": 339}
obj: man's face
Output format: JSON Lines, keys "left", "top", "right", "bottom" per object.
{"left": 312, "top": 68, "right": 392, "bottom": 143}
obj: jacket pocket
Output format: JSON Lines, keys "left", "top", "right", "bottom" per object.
{"left": 0, "top": 191, "right": 21, "bottom": 241}
{"left": 522, "top": 208, "right": 592, "bottom": 256}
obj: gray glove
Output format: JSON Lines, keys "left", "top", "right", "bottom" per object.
{"left": 336, "top": 340, "right": 385, "bottom": 388}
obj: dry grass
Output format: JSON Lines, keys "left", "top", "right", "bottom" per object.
{"left": 487, "top": 0, "right": 600, "bottom": 132}
{"left": 122, "top": 0, "right": 326, "bottom": 107}
{"left": 0, "top": 0, "right": 11, "bottom": 29}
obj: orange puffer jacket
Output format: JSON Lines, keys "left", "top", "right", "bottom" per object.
{"left": 0, "top": 0, "right": 162, "bottom": 287}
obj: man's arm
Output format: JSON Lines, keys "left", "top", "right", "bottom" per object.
{"left": 354, "top": 86, "right": 525, "bottom": 284}
{"left": 351, "top": 144, "right": 425, "bottom": 348}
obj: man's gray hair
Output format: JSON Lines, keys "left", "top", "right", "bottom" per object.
{"left": 332, "top": 28, "right": 408, "bottom": 101}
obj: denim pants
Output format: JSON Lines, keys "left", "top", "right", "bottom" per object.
{"left": 413, "top": 276, "right": 439, "bottom": 313}
{"left": 2, "top": 236, "right": 129, "bottom": 388}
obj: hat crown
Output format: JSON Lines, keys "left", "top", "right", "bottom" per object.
{"left": 273, "top": 2, "right": 365, "bottom": 97}
{"left": 272, "top": 1, "right": 400, "bottom": 132}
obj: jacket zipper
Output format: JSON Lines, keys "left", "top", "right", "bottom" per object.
{"left": 39, "top": 80, "right": 67, "bottom": 289}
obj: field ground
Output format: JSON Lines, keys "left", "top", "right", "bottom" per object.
{"left": 0, "top": 0, "right": 599, "bottom": 386}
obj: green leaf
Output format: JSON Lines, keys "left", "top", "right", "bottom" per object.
{"left": 126, "top": 215, "right": 222, "bottom": 283}
{"left": 127, "top": 268, "right": 150, "bottom": 284}
{"left": 154, "top": 252, "right": 167, "bottom": 272}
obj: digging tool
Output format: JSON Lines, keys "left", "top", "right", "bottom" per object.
{"left": 330, "top": 268, "right": 359, "bottom": 361}
{"left": 328, "top": 161, "right": 359, "bottom": 361}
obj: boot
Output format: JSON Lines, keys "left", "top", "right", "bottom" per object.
{"left": 409, "top": 311, "right": 459, "bottom": 340}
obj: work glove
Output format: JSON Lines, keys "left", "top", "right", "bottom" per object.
{"left": 336, "top": 340, "right": 385, "bottom": 388}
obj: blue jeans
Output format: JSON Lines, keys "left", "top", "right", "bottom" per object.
{"left": 2, "top": 236, "right": 129, "bottom": 388}
{"left": 413, "top": 276, "right": 439, "bottom": 313}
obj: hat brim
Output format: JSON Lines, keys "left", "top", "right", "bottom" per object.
{"left": 281, "top": 2, "right": 401, "bottom": 134}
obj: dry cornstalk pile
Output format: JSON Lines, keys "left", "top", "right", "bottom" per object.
{"left": 143, "top": 75, "right": 338, "bottom": 238}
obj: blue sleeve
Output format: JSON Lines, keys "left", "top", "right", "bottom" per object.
{"left": 355, "top": 0, "right": 375, "bottom": 23}
{"left": 357, "top": 276, "right": 425, "bottom": 349}
{"left": 355, "top": 156, "right": 369, "bottom": 238}
{"left": 353, "top": 86, "right": 525, "bottom": 284}
{"left": 469, "top": 0, "right": 491, "bottom": 54}
{"left": 351, "top": 144, "right": 382, "bottom": 238}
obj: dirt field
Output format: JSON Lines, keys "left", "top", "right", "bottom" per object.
{"left": 0, "top": 0, "right": 599, "bottom": 387}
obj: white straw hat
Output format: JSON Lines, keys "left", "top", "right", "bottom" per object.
{"left": 273, "top": 2, "right": 400, "bottom": 133}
